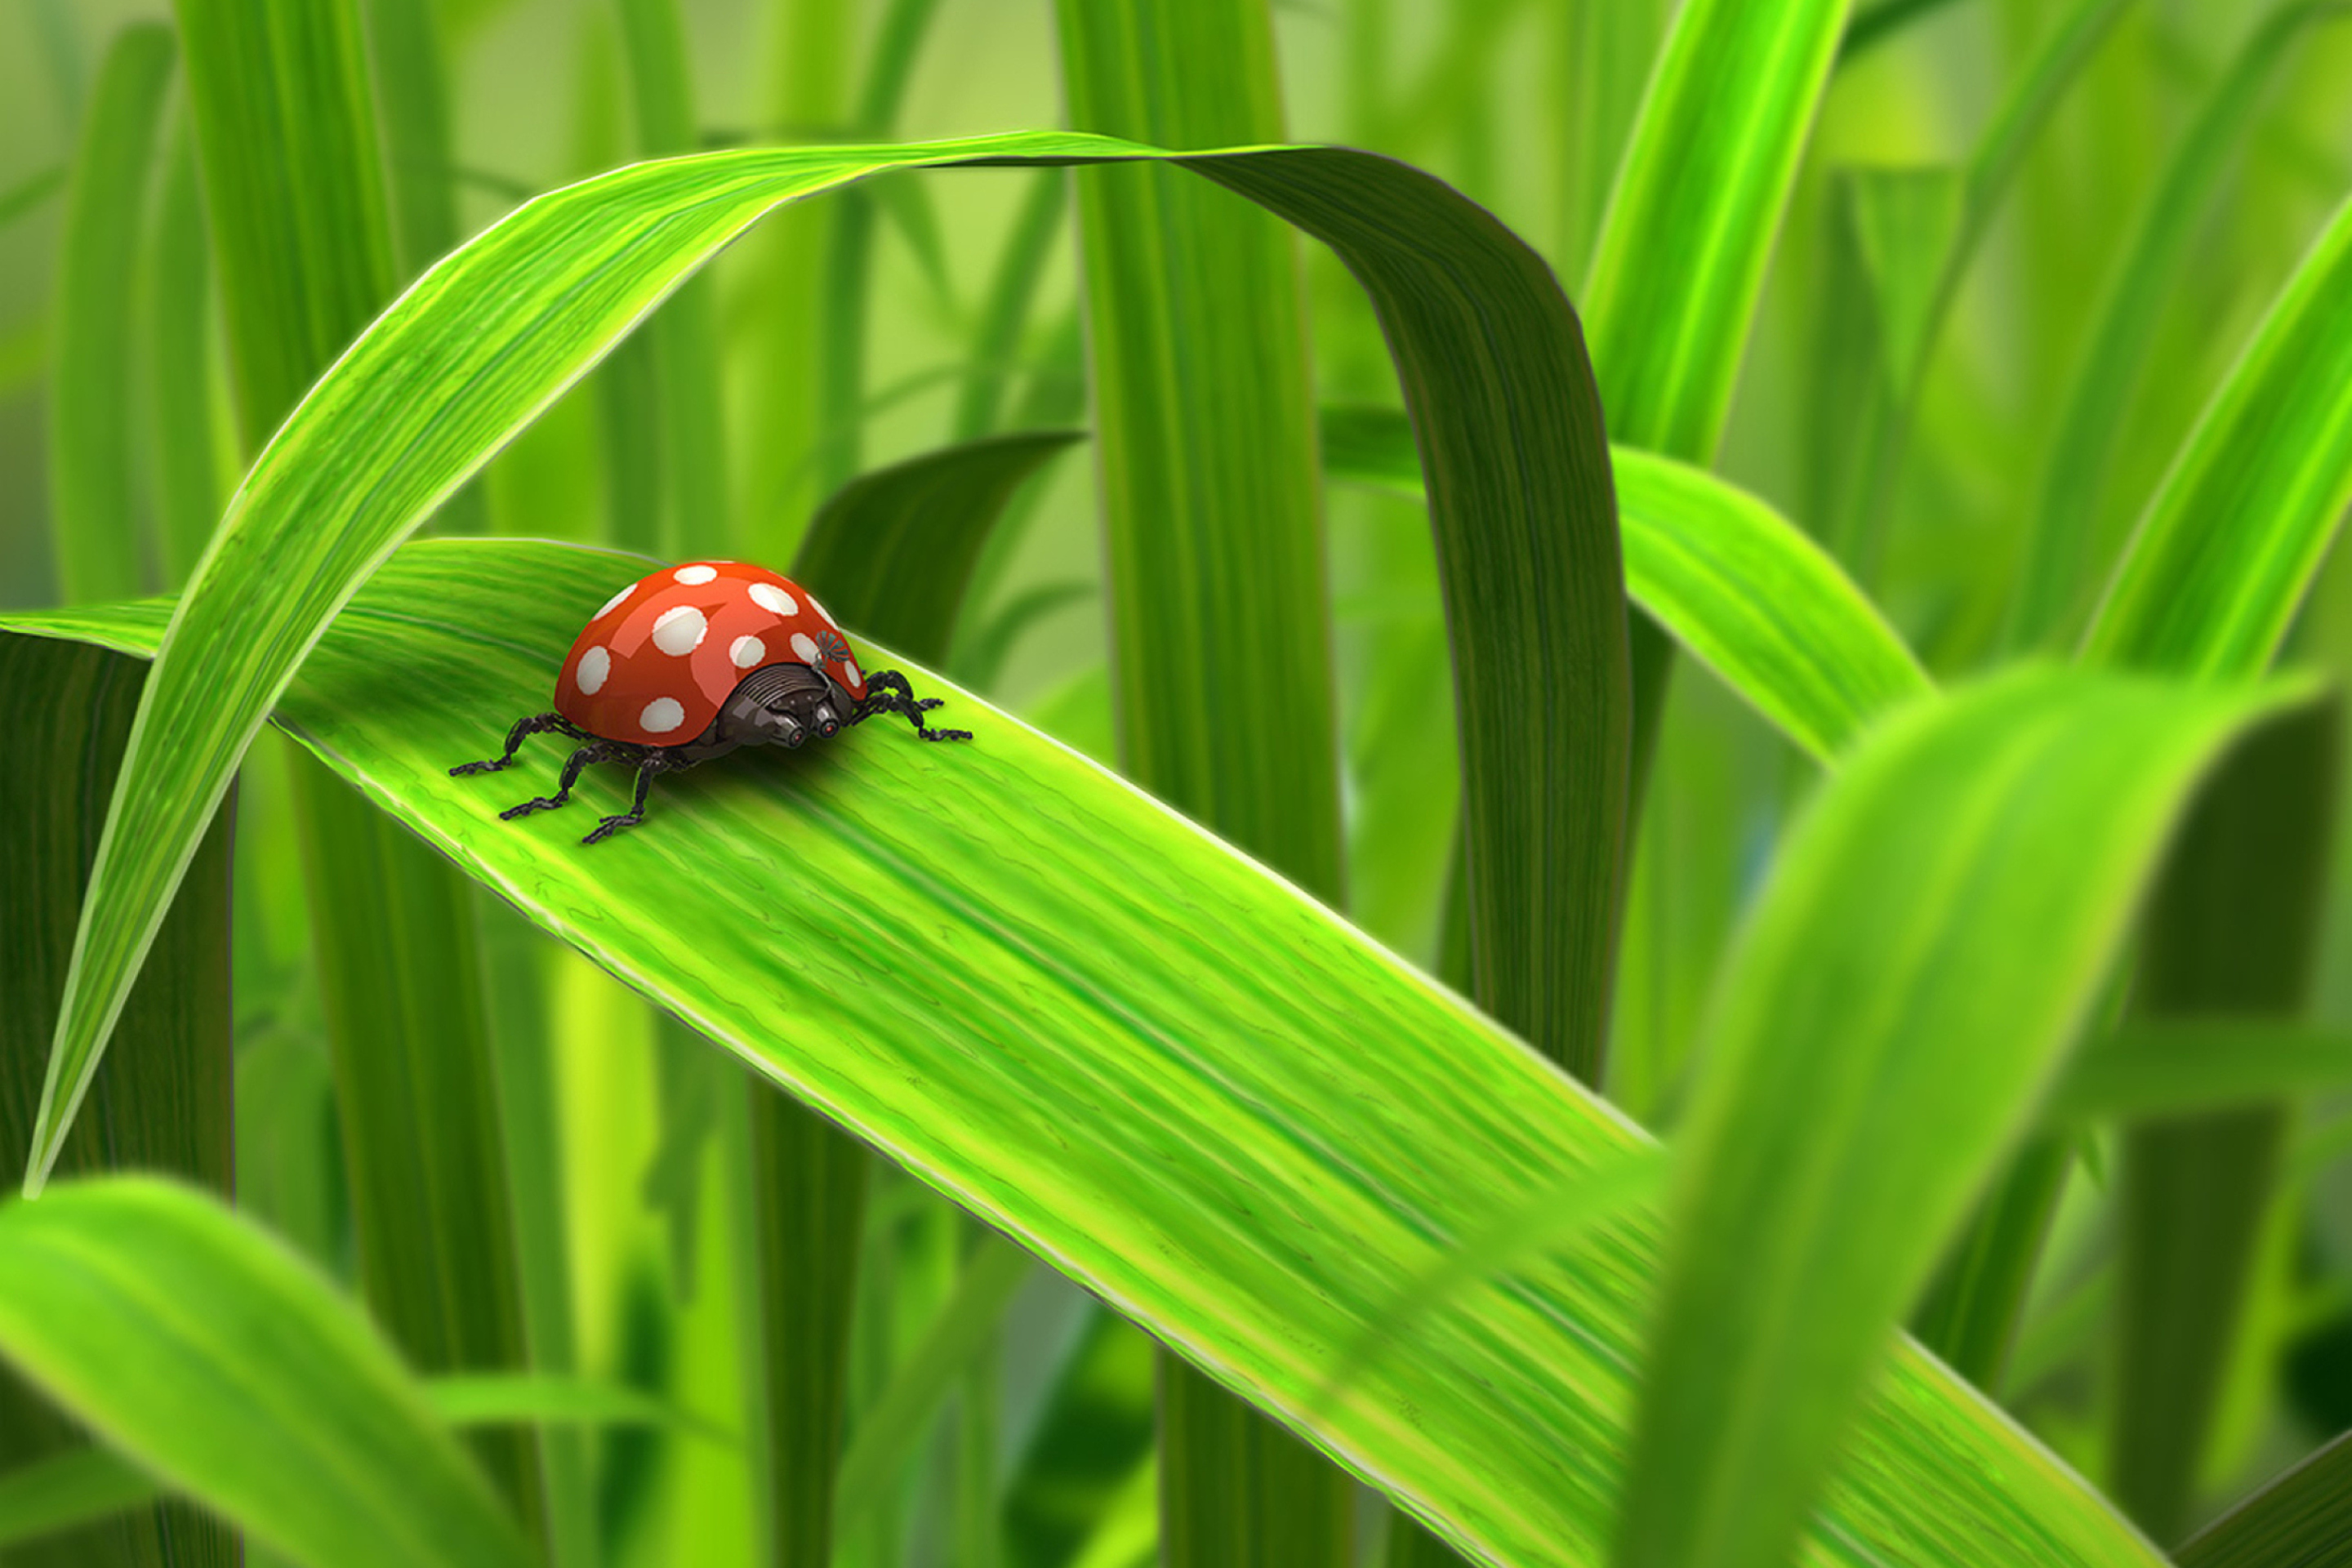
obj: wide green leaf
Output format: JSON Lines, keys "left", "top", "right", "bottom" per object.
{"left": 2081, "top": 192, "right": 2352, "bottom": 678}
{"left": 2, "top": 544, "right": 2169, "bottom": 1568}
{"left": 1322, "top": 406, "right": 1931, "bottom": 761}
{"left": 0, "top": 1176, "right": 532, "bottom": 1568}
{"left": 1616, "top": 664, "right": 2312, "bottom": 1568}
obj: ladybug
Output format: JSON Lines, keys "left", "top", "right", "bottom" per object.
{"left": 451, "top": 560, "right": 970, "bottom": 844}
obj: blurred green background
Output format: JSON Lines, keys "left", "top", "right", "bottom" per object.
{"left": 8, "top": 2, "right": 2352, "bottom": 1566}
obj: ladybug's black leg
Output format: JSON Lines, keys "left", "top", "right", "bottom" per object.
{"left": 500, "top": 741, "right": 617, "bottom": 819}
{"left": 451, "top": 710, "right": 566, "bottom": 775}
{"left": 857, "top": 670, "right": 973, "bottom": 742}
{"left": 583, "top": 755, "right": 684, "bottom": 845}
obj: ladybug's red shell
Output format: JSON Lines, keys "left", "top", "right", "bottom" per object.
{"left": 555, "top": 561, "right": 866, "bottom": 746}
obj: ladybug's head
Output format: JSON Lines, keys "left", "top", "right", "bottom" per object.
{"left": 719, "top": 662, "right": 843, "bottom": 750}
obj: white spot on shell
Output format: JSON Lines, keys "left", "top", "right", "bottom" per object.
{"left": 673, "top": 564, "right": 718, "bottom": 586}
{"left": 639, "top": 697, "right": 685, "bottom": 733}
{"left": 750, "top": 581, "right": 796, "bottom": 616}
{"left": 804, "top": 591, "right": 835, "bottom": 626}
{"left": 652, "top": 605, "right": 707, "bottom": 655}
{"left": 576, "top": 646, "right": 611, "bottom": 694}
{"left": 841, "top": 658, "right": 861, "bottom": 687}
{"left": 730, "top": 634, "right": 767, "bottom": 669}
{"left": 596, "top": 584, "right": 633, "bottom": 619}
{"left": 791, "top": 632, "right": 820, "bottom": 664}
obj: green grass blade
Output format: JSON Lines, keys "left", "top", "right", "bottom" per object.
{"left": 1585, "top": 0, "right": 1849, "bottom": 463}
{"left": 1003, "top": 1310, "right": 1156, "bottom": 1568}
{"left": 952, "top": 169, "right": 1068, "bottom": 441}
{"left": 171, "top": 0, "right": 546, "bottom": 1535}
{"left": 1838, "top": 0, "right": 1967, "bottom": 62}
{"left": 1575, "top": 0, "right": 1851, "bottom": 797}
{"left": 0, "top": 165, "right": 68, "bottom": 230}
{"left": 1054, "top": 10, "right": 1356, "bottom": 1553}
{"left": 2010, "top": 1, "right": 2352, "bottom": 648}
{"left": 48, "top": 21, "right": 174, "bottom": 604}
{"left": 1323, "top": 406, "right": 1929, "bottom": 761}
{"left": 747, "top": 1089, "right": 868, "bottom": 1568}
{"left": 141, "top": 114, "right": 228, "bottom": 588}
{"left": 2042, "top": 1023, "right": 2352, "bottom": 1127}
{"left": 2080, "top": 193, "right": 2352, "bottom": 677}
{"left": 171, "top": 0, "right": 397, "bottom": 441}
{"left": 1055, "top": 7, "right": 1341, "bottom": 903}
{"left": 2109, "top": 705, "right": 2338, "bottom": 1541}
{"left": 614, "top": 0, "right": 727, "bottom": 557}
{"left": 2176, "top": 1429, "right": 2352, "bottom": 1568}
{"left": 0, "top": 1177, "right": 533, "bottom": 1568}
{"left": 0, "top": 1370, "right": 731, "bottom": 1553}
{"left": 792, "top": 431, "right": 1084, "bottom": 664}
{"left": 835, "top": 1233, "right": 1036, "bottom": 1524}
{"left": 0, "top": 1449, "right": 157, "bottom": 1555}
{"left": 2, "top": 546, "right": 2178, "bottom": 1567}
{"left": 1616, "top": 663, "right": 2313, "bottom": 1568}
{"left": 1, "top": 635, "right": 235, "bottom": 1568}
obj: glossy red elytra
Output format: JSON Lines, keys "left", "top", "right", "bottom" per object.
{"left": 451, "top": 560, "right": 969, "bottom": 844}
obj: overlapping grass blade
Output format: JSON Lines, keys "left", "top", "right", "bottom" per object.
{"left": 793, "top": 431, "right": 1084, "bottom": 662}
{"left": 1055, "top": 7, "right": 1356, "bottom": 1555}
{"left": 835, "top": 1233, "right": 1036, "bottom": 1526}
{"left": 49, "top": 21, "right": 173, "bottom": 604}
{"left": 1, "top": 635, "right": 235, "bottom": 1568}
{"left": 1323, "top": 406, "right": 1930, "bottom": 761}
{"left": 2042, "top": 1023, "right": 2352, "bottom": 1127}
{"left": 2, "top": 545, "right": 2174, "bottom": 1567}
{"left": 1829, "top": 0, "right": 2136, "bottom": 580}
{"left": 2109, "top": 705, "right": 2338, "bottom": 1540}
{"left": 2175, "top": 1428, "right": 2352, "bottom": 1568}
{"left": 2011, "top": 1, "right": 2352, "bottom": 648}
{"left": 2081, "top": 193, "right": 2352, "bottom": 677}
{"left": 1616, "top": 663, "right": 2311, "bottom": 1568}
{"left": 1584, "top": 0, "right": 1848, "bottom": 464}
{"left": 1003, "top": 1309, "right": 1156, "bottom": 1568}
{"left": 0, "top": 1371, "right": 728, "bottom": 1555}
{"left": 141, "top": 115, "right": 226, "bottom": 587}
{"left": 0, "top": 1178, "right": 532, "bottom": 1568}
{"left": 1576, "top": 0, "right": 1851, "bottom": 807}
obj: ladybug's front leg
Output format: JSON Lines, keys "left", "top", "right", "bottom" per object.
{"left": 452, "top": 711, "right": 566, "bottom": 775}
{"left": 501, "top": 741, "right": 617, "bottom": 819}
{"left": 583, "top": 755, "right": 687, "bottom": 845}
{"left": 857, "top": 670, "right": 973, "bottom": 742}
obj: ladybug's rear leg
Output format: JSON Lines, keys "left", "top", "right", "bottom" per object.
{"left": 855, "top": 670, "right": 973, "bottom": 742}
{"left": 501, "top": 740, "right": 621, "bottom": 819}
{"left": 584, "top": 754, "right": 688, "bottom": 845}
{"left": 451, "top": 710, "right": 568, "bottom": 775}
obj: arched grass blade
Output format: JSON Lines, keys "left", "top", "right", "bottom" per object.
{"left": 21, "top": 135, "right": 1631, "bottom": 1278}
{"left": 0, "top": 1176, "right": 532, "bottom": 1568}
{"left": 3, "top": 546, "right": 2172, "bottom": 1567}
{"left": 1617, "top": 664, "right": 2314, "bottom": 1568}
